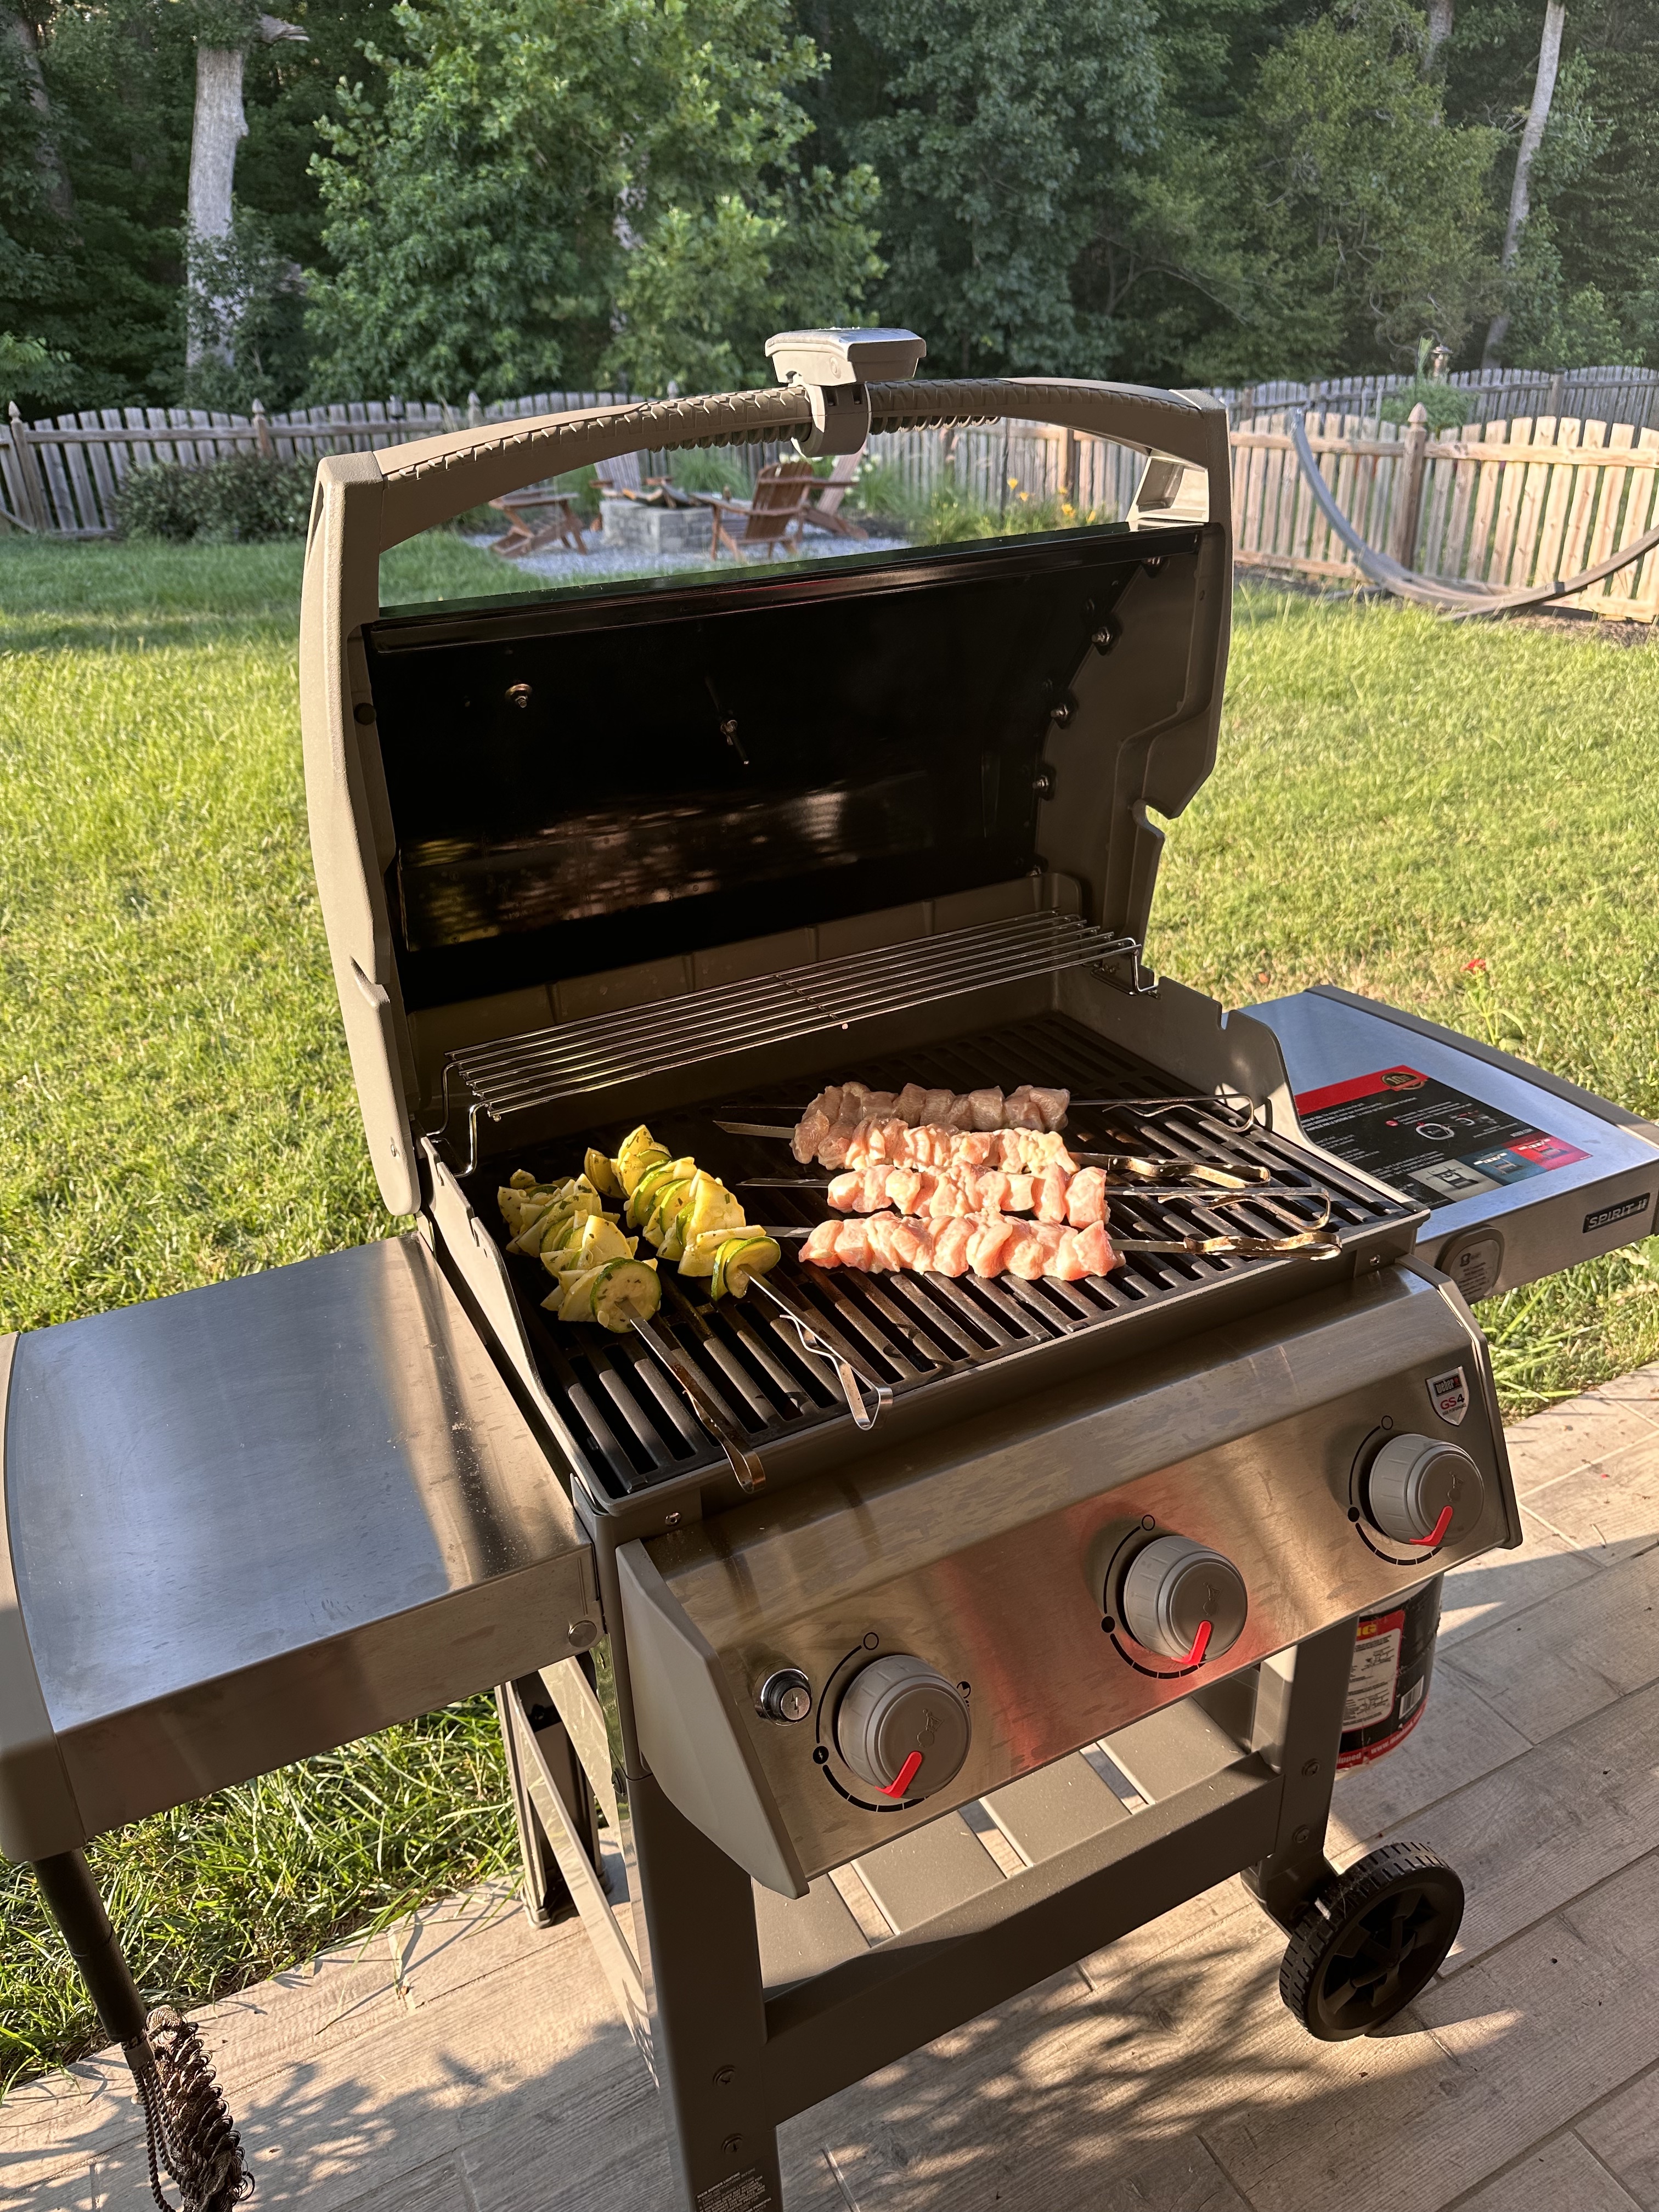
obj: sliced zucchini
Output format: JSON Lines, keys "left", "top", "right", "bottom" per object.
{"left": 676, "top": 1226, "right": 727, "bottom": 1278}
{"left": 544, "top": 1214, "right": 639, "bottom": 1280}
{"left": 552, "top": 1265, "right": 604, "bottom": 1322}
{"left": 551, "top": 1256, "right": 662, "bottom": 1328}
{"left": 537, "top": 1211, "right": 596, "bottom": 1271}
{"left": 616, "top": 1126, "right": 669, "bottom": 1195}
{"left": 642, "top": 1173, "right": 696, "bottom": 1248}
{"left": 591, "top": 1258, "right": 663, "bottom": 1331}
{"left": 585, "top": 1147, "right": 623, "bottom": 1198}
{"left": 709, "top": 1232, "right": 781, "bottom": 1301}
{"left": 654, "top": 1178, "right": 703, "bottom": 1262}
{"left": 682, "top": 1171, "right": 746, "bottom": 1246}
{"left": 629, "top": 1155, "right": 695, "bottom": 1231}
{"left": 499, "top": 1176, "right": 571, "bottom": 1236}
{"left": 509, "top": 1181, "right": 601, "bottom": 1254}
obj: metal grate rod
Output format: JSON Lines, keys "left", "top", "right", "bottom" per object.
{"left": 441, "top": 912, "right": 1137, "bottom": 1170}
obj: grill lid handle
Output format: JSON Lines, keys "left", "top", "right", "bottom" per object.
{"left": 765, "top": 325, "right": 926, "bottom": 457}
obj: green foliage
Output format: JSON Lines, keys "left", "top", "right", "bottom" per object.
{"left": 115, "top": 453, "right": 314, "bottom": 541}
{"left": 843, "top": 0, "right": 1161, "bottom": 376}
{"left": 1194, "top": 0, "right": 1501, "bottom": 377}
{"left": 305, "top": 0, "right": 881, "bottom": 400}
{"left": 912, "top": 482, "right": 1094, "bottom": 541}
{"left": 0, "top": 327, "right": 76, "bottom": 407}
{"left": 0, "top": 1697, "right": 514, "bottom": 2090}
{"left": 1379, "top": 338, "right": 1474, "bottom": 429}
{"left": 669, "top": 446, "right": 754, "bottom": 496}
{"left": 182, "top": 208, "right": 310, "bottom": 413}
{"left": 1440, "top": 0, "right": 1659, "bottom": 370}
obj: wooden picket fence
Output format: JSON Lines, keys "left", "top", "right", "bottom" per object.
{"left": 1234, "top": 410, "right": 1659, "bottom": 622}
{"left": 5, "top": 381, "right": 1656, "bottom": 622}
{"left": 1221, "top": 364, "right": 1659, "bottom": 433}
{"left": 0, "top": 391, "right": 637, "bottom": 538}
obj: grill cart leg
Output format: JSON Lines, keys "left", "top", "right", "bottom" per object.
{"left": 1240, "top": 1617, "right": 1355, "bottom": 1931}
{"left": 1240, "top": 1618, "right": 1466, "bottom": 2038}
{"left": 628, "top": 1772, "right": 782, "bottom": 2212}
{"left": 33, "top": 1849, "right": 253, "bottom": 2210}
{"left": 496, "top": 1677, "right": 578, "bottom": 1927}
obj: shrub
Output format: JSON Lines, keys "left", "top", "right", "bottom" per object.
{"left": 1379, "top": 382, "right": 1471, "bottom": 433}
{"left": 116, "top": 454, "right": 315, "bottom": 544}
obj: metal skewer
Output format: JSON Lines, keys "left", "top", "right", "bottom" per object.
{"left": 718, "top": 1124, "right": 1272, "bottom": 1188}
{"left": 629, "top": 1316, "right": 766, "bottom": 1492}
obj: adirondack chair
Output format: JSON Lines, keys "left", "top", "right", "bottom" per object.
{"left": 708, "top": 459, "right": 817, "bottom": 558}
{"left": 592, "top": 449, "right": 675, "bottom": 501}
{"left": 488, "top": 487, "right": 590, "bottom": 557}
{"left": 798, "top": 452, "right": 868, "bottom": 538}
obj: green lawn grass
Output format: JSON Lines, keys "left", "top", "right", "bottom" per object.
{"left": 1, "top": 541, "right": 1655, "bottom": 2086}
{"left": 1153, "top": 591, "right": 1659, "bottom": 1406}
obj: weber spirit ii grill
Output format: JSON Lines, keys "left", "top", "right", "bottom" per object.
{"left": 12, "top": 331, "right": 1652, "bottom": 2211}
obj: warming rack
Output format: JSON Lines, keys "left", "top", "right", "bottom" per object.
{"left": 438, "top": 911, "right": 1138, "bottom": 1171}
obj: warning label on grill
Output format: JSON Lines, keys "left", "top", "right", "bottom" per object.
{"left": 1344, "top": 1610, "right": 1405, "bottom": 1730}
{"left": 1295, "top": 1066, "right": 1588, "bottom": 1212}
{"left": 697, "top": 2172, "right": 774, "bottom": 2212}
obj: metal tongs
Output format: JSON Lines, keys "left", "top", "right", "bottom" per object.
{"left": 630, "top": 1316, "right": 766, "bottom": 1493}
{"left": 748, "top": 1278, "right": 893, "bottom": 1431}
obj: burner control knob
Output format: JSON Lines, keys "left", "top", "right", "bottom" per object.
{"left": 1119, "top": 1535, "right": 1248, "bottom": 1664}
{"left": 836, "top": 1655, "right": 970, "bottom": 1800}
{"left": 1365, "top": 1434, "right": 1483, "bottom": 1548}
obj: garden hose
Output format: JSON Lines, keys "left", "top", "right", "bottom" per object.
{"left": 31, "top": 1851, "right": 253, "bottom": 2211}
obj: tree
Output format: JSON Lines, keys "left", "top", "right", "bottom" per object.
{"left": 305, "top": 0, "right": 879, "bottom": 400}
{"left": 1481, "top": 0, "right": 1565, "bottom": 363}
{"left": 184, "top": 3, "right": 307, "bottom": 388}
{"left": 1197, "top": 0, "right": 1500, "bottom": 379}
{"left": 834, "top": 0, "right": 1161, "bottom": 377}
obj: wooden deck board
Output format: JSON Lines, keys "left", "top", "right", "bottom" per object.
{"left": 9, "top": 1376, "right": 1659, "bottom": 2210}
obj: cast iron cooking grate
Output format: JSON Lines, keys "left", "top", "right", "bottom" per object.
{"left": 471, "top": 1012, "right": 1417, "bottom": 1496}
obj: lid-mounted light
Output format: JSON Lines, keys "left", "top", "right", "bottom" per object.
{"left": 764, "top": 326, "right": 927, "bottom": 457}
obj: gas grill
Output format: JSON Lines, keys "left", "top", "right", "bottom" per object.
{"left": 18, "top": 330, "right": 1639, "bottom": 2212}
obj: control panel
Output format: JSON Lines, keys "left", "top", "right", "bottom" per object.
{"left": 628, "top": 1266, "right": 1519, "bottom": 1889}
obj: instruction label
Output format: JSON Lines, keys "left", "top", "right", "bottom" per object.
{"left": 1344, "top": 1610, "right": 1405, "bottom": 1730}
{"left": 1296, "top": 1065, "right": 1587, "bottom": 1211}
{"left": 697, "top": 2173, "right": 774, "bottom": 2212}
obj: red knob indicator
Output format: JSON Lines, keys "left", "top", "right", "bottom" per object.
{"left": 1180, "top": 1620, "right": 1214, "bottom": 1667}
{"left": 879, "top": 1751, "right": 925, "bottom": 1799}
{"left": 1412, "top": 1504, "right": 1455, "bottom": 1549}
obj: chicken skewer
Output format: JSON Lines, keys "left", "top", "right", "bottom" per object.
{"left": 787, "top": 1204, "right": 1340, "bottom": 1274}
{"left": 801, "top": 1212, "right": 1115, "bottom": 1280}
{"left": 789, "top": 1080, "right": 1071, "bottom": 1162}
{"left": 743, "top": 1165, "right": 1325, "bottom": 1225}
{"left": 736, "top": 1116, "right": 1273, "bottom": 1189}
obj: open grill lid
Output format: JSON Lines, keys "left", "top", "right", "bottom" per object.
{"left": 298, "top": 342, "right": 1233, "bottom": 1213}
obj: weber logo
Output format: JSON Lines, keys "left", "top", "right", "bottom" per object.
{"left": 1584, "top": 1192, "right": 1652, "bottom": 1236}
{"left": 1427, "top": 1365, "right": 1470, "bottom": 1426}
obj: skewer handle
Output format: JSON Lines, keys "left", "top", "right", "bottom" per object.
{"left": 751, "top": 1278, "right": 893, "bottom": 1431}
{"left": 630, "top": 1318, "right": 766, "bottom": 1491}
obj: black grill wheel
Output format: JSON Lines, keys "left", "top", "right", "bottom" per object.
{"left": 1280, "top": 1842, "right": 1464, "bottom": 2041}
